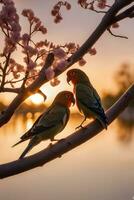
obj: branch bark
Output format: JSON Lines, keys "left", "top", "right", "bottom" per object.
{"left": 0, "top": 84, "right": 133, "bottom": 179}
{"left": 0, "top": 0, "right": 133, "bottom": 127}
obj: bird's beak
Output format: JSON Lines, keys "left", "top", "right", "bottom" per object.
{"left": 71, "top": 96, "right": 75, "bottom": 106}
{"left": 67, "top": 76, "right": 71, "bottom": 85}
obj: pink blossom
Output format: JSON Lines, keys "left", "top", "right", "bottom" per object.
{"left": 4, "top": 37, "right": 16, "bottom": 54}
{"left": 27, "top": 60, "right": 36, "bottom": 70}
{"left": 53, "top": 48, "right": 66, "bottom": 59}
{"left": 9, "top": 58, "right": 15, "bottom": 64}
{"left": 97, "top": 0, "right": 107, "bottom": 9}
{"left": 55, "top": 60, "right": 67, "bottom": 71}
{"left": 65, "top": 2, "right": 71, "bottom": 10}
{"left": 51, "top": 9, "right": 57, "bottom": 16}
{"left": 39, "top": 26, "right": 47, "bottom": 34}
{"left": 78, "top": 0, "right": 87, "bottom": 4}
{"left": 50, "top": 77, "right": 60, "bottom": 87}
{"left": 16, "top": 64, "right": 25, "bottom": 72}
{"left": 49, "top": 42, "right": 55, "bottom": 49}
{"left": 10, "top": 22, "right": 21, "bottom": 32}
{"left": 67, "top": 42, "right": 75, "bottom": 50}
{"left": 112, "top": 22, "right": 119, "bottom": 28}
{"left": 45, "top": 67, "right": 55, "bottom": 80}
{"left": 36, "top": 41, "right": 45, "bottom": 48}
{"left": 67, "top": 42, "right": 76, "bottom": 53}
{"left": 12, "top": 71, "right": 20, "bottom": 79}
{"left": 89, "top": 47, "right": 97, "bottom": 55}
{"left": 44, "top": 39, "right": 49, "bottom": 47}
{"left": 22, "top": 9, "right": 34, "bottom": 19}
{"left": 24, "top": 45, "right": 38, "bottom": 57}
{"left": 54, "top": 15, "right": 63, "bottom": 23}
{"left": 22, "top": 33, "right": 30, "bottom": 43}
{"left": 10, "top": 31, "right": 20, "bottom": 43}
{"left": 78, "top": 58, "right": 86, "bottom": 66}
{"left": 51, "top": 1, "right": 71, "bottom": 23}
{"left": 33, "top": 17, "right": 40, "bottom": 23}
{"left": 2, "top": 0, "right": 14, "bottom": 5}
{"left": 34, "top": 21, "right": 41, "bottom": 31}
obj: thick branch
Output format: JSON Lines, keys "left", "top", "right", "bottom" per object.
{"left": 0, "top": 84, "right": 133, "bottom": 179}
{"left": 0, "top": 0, "right": 133, "bottom": 127}
{"left": 113, "top": 5, "right": 134, "bottom": 23}
{"left": 1, "top": 87, "right": 20, "bottom": 93}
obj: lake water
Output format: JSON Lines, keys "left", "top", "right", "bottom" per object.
{"left": 0, "top": 113, "right": 134, "bottom": 200}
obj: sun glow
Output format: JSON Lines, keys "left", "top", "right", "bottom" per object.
{"left": 29, "top": 94, "right": 44, "bottom": 105}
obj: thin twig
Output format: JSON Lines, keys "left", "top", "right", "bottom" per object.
{"left": 4, "top": 74, "right": 39, "bottom": 85}
{"left": 1, "top": 87, "right": 20, "bottom": 93}
{"left": 0, "top": 53, "right": 11, "bottom": 90}
{"left": 107, "top": 28, "right": 128, "bottom": 39}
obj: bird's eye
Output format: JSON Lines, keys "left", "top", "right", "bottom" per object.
{"left": 66, "top": 94, "right": 70, "bottom": 99}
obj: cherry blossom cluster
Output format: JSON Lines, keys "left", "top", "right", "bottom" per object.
{"left": 44, "top": 45, "right": 97, "bottom": 86}
{"left": 8, "top": 58, "right": 25, "bottom": 80}
{"left": 51, "top": 1, "right": 71, "bottom": 23}
{"left": 20, "top": 9, "right": 48, "bottom": 73}
{"left": 22, "top": 9, "right": 47, "bottom": 34}
{"left": 77, "top": 0, "right": 109, "bottom": 11}
{"left": 97, "top": 0, "right": 107, "bottom": 9}
{"left": 0, "top": 2, "right": 49, "bottom": 88}
{"left": 0, "top": 0, "right": 21, "bottom": 55}
{"left": 21, "top": 39, "right": 97, "bottom": 87}
{"left": 0, "top": 0, "right": 97, "bottom": 89}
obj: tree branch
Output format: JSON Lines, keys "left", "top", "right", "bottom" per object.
{"left": 0, "top": 53, "right": 11, "bottom": 90}
{"left": 0, "top": 84, "right": 133, "bottom": 179}
{"left": 0, "top": 0, "right": 133, "bottom": 127}
{"left": 66, "top": 0, "right": 133, "bottom": 65}
{"left": 1, "top": 87, "right": 20, "bottom": 93}
{"left": 113, "top": 5, "right": 134, "bottom": 23}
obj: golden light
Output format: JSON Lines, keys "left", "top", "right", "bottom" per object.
{"left": 29, "top": 94, "right": 44, "bottom": 105}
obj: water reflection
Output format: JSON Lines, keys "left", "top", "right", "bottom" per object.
{"left": 115, "top": 118, "right": 134, "bottom": 143}
{"left": 0, "top": 114, "right": 134, "bottom": 200}
{"left": 1, "top": 112, "right": 133, "bottom": 142}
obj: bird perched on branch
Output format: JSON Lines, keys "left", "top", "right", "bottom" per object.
{"left": 66, "top": 69, "right": 108, "bottom": 129}
{"left": 12, "top": 91, "right": 75, "bottom": 159}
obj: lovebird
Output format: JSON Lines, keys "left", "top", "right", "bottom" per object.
{"left": 13, "top": 91, "right": 75, "bottom": 159}
{"left": 66, "top": 69, "right": 108, "bottom": 129}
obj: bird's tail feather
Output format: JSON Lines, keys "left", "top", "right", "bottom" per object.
{"left": 19, "top": 142, "right": 34, "bottom": 159}
{"left": 97, "top": 114, "right": 108, "bottom": 130}
{"left": 12, "top": 139, "right": 25, "bottom": 147}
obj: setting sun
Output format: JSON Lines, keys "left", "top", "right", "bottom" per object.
{"left": 29, "top": 94, "right": 44, "bottom": 105}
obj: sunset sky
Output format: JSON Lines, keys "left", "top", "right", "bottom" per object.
{"left": 1, "top": 0, "right": 134, "bottom": 104}
{"left": 0, "top": 2, "right": 134, "bottom": 199}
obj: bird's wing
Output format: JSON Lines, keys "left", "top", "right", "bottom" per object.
{"left": 20, "top": 114, "right": 43, "bottom": 140}
{"left": 21, "top": 105, "right": 69, "bottom": 139}
{"left": 76, "top": 83, "right": 104, "bottom": 116}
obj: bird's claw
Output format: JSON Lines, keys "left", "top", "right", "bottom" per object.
{"left": 47, "top": 143, "right": 53, "bottom": 148}
{"left": 75, "top": 124, "right": 88, "bottom": 130}
{"left": 75, "top": 125, "right": 86, "bottom": 130}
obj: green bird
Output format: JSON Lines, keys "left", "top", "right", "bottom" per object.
{"left": 66, "top": 69, "right": 108, "bottom": 129}
{"left": 13, "top": 91, "right": 75, "bottom": 159}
